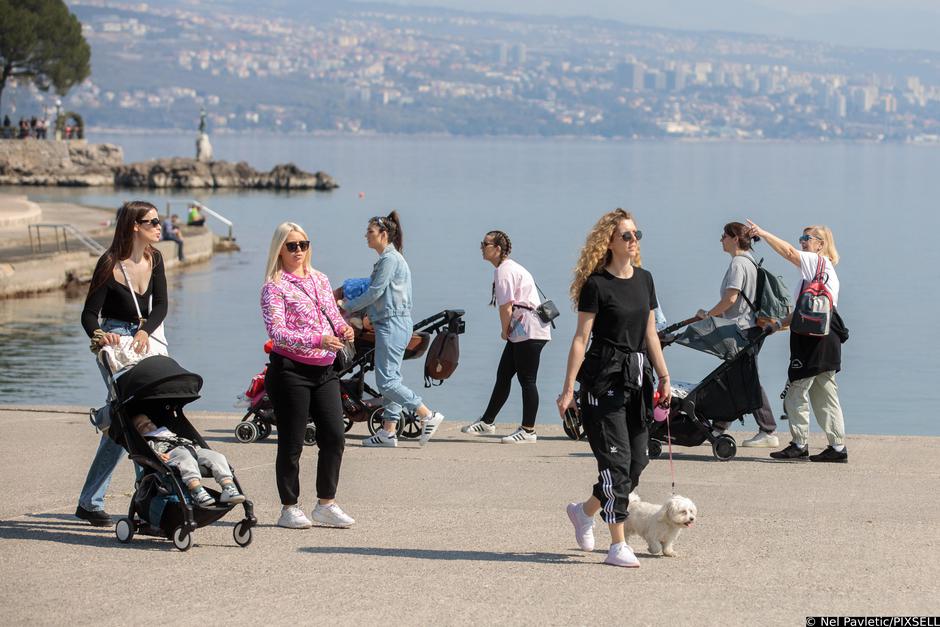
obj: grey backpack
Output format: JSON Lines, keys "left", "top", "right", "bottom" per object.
{"left": 741, "top": 257, "right": 792, "bottom": 325}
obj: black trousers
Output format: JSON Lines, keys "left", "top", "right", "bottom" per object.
{"left": 716, "top": 327, "right": 777, "bottom": 433}
{"left": 581, "top": 385, "right": 649, "bottom": 524}
{"left": 265, "top": 354, "right": 345, "bottom": 504}
{"left": 481, "top": 339, "right": 548, "bottom": 428}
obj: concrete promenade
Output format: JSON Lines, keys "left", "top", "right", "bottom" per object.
{"left": 1, "top": 406, "right": 938, "bottom": 625}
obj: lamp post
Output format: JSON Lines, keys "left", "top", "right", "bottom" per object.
{"left": 54, "top": 99, "right": 62, "bottom": 141}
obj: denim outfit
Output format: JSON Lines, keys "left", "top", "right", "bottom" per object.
{"left": 344, "top": 244, "right": 422, "bottom": 422}
{"left": 78, "top": 319, "right": 136, "bottom": 512}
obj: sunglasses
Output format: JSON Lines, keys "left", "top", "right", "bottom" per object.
{"left": 620, "top": 230, "right": 643, "bottom": 242}
{"left": 480, "top": 241, "right": 496, "bottom": 249}
{"left": 798, "top": 234, "right": 820, "bottom": 243}
{"left": 136, "top": 218, "right": 161, "bottom": 227}
{"left": 285, "top": 240, "right": 310, "bottom": 252}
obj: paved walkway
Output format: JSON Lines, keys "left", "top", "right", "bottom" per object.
{"left": 0, "top": 194, "right": 115, "bottom": 261}
{"left": 1, "top": 406, "right": 938, "bottom": 625}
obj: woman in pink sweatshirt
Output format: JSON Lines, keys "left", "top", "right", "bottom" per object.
{"left": 261, "top": 222, "right": 357, "bottom": 530}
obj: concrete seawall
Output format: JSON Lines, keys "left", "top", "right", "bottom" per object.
{"left": 1, "top": 406, "right": 938, "bottom": 624}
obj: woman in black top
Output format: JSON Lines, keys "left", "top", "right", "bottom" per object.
{"left": 75, "top": 201, "right": 168, "bottom": 526}
{"left": 557, "top": 208, "right": 671, "bottom": 568}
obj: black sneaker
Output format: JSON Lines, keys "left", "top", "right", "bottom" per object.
{"left": 810, "top": 446, "right": 848, "bottom": 463}
{"left": 769, "top": 442, "right": 809, "bottom": 460}
{"left": 75, "top": 505, "right": 113, "bottom": 527}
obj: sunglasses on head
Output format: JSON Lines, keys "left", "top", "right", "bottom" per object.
{"left": 285, "top": 240, "right": 310, "bottom": 252}
{"left": 620, "top": 230, "right": 643, "bottom": 242}
{"left": 798, "top": 234, "right": 820, "bottom": 243}
{"left": 136, "top": 218, "right": 161, "bottom": 227}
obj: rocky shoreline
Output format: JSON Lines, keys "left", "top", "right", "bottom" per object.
{"left": 0, "top": 139, "right": 338, "bottom": 190}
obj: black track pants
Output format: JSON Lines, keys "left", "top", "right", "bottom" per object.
{"left": 581, "top": 385, "right": 649, "bottom": 524}
{"left": 265, "top": 354, "right": 345, "bottom": 504}
{"left": 481, "top": 339, "right": 548, "bottom": 429}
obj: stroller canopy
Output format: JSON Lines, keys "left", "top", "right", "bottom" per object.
{"left": 114, "top": 355, "right": 203, "bottom": 405}
{"left": 676, "top": 317, "right": 748, "bottom": 360}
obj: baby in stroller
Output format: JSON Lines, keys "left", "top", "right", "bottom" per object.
{"left": 132, "top": 413, "right": 246, "bottom": 507}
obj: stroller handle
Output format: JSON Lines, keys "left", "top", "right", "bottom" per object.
{"left": 658, "top": 316, "right": 701, "bottom": 338}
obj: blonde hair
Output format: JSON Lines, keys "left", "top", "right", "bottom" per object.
{"left": 804, "top": 225, "right": 840, "bottom": 265}
{"left": 264, "top": 222, "right": 313, "bottom": 283}
{"left": 569, "top": 208, "right": 642, "bottom": 307}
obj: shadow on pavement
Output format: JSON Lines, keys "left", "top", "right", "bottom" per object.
{"left": 0, "top": 513, "right": 164, "bottom": 551}
{"left": 300, "top": 546, "right": 580, "bottom": 564}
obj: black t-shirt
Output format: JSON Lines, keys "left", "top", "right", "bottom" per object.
{"left": 578, "top": 268, "right": 657, "bottom": 354}
{"left": 81, "top": 251, "right": 168, "bottom": 337}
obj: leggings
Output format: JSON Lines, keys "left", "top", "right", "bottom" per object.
{"left": 481, "top": 339, "right": 548, "bottom": 429}
{"left": 265, "top": 353, "right": 345, "bottom": 504}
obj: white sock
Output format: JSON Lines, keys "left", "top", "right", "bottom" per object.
{"left": 794, "top": 442, "right": 807, "bottom": 450}
{"left": 832, "top": 444, "right": 845, "bottom": 452}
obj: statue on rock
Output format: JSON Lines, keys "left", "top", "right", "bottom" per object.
{"left": 196, "top": 107, "right": 213, "bottom": 162}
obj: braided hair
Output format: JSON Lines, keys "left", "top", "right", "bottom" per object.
{"left": 487, "top": 230, "right": 512, "bottom": 306}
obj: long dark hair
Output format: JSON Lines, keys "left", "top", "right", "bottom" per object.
{"left": 369, "top": 210, "right": 403, "bottom": 253}
{"left": 723, "top": 221, "right": 756, "bottom": 251}
{"left": 89, "top": 201, "right": 159, "bottom": 292}
{"left": 487, "top": 230, "right": 512, "bottom": 306}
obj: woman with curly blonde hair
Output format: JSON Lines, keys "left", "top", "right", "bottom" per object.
{"left": 558, "top": 208, "right": 671, "bottom": 568}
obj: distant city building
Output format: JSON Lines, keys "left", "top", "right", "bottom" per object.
{"left": 615, "top": 61, "right": 645, "bottom": 90}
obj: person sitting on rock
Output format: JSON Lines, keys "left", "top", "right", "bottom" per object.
{"left": 187, "top": 204, "right": 206, "bottom": 227}
{"left": 161, "top": 214, "right": 185, "bottom": 261}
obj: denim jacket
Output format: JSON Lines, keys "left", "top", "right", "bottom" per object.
{"left": 344, "top": 244, "right": 413, "bottom": 322}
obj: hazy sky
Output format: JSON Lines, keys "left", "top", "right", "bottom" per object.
{"left": 365, "top": 0, "right": 940, "bottom": 51}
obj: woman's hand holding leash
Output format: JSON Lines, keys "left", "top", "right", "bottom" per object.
{"left": 657, "top": 374, "right": 672, "bottom": 408}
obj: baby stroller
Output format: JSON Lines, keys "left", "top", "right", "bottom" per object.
{"left": 563, "top": 316, "right": 770, "bottom": 461}
{"left": 100, "top": 353, "right": 256, "bottom": 551}
{"left": 234, "top": 309, "right": 466, "bottom": 442}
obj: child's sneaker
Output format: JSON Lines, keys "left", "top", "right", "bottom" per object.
{"left": 190, "top": 486, "right": 215, "bottom": 507}
{"left": 312, "top": 502, "right": 356, "bottom": 527}
{"left": 362, "top": 429, "right": 397, "bottom": 447}
{"left": 461, "top": 419, "right": 496, "bottom": 435}
{"left": 501, "top": 427, "right": 537, "bottom": 444}
{"left": 277, "top": 505, "right": 312, "bottom": 529}
{"left": 419, "top": 412, "right": 445, "bottom": 446}
{"left": 604, "top": 542, "right": 640, "bottom": 568}
{"left": 220, "top": 483, "right": 246, "bottom": 504}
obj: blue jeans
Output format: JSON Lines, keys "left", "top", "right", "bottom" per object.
{"left": 373, "top": 315, "right": 423, "bottom": 422}
{"left": 77, "top": 319, "right": 135, "bottom": 512}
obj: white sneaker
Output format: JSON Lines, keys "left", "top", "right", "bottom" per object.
{"left": 566, "top": 502, "right": 595, "bottom": 551}
{"left": 311, "top": 502, "right": 356, "bottom": 528}
{"left": 362, "top": 429, "right": 397, "bottom": 447}
{"left": 741, "top": 431, "right": 780, "bottom": 448}
{"left": 419, "top": 412, "right": 444, "bottom": 446}
{"left": 277, "top": 505, "right": 312, "bottom": 529}
{"left": 461, "top": 420, "right": 496, "bottom": 435}
{"left": 501, "top": 427, "right": 537, "bottom": 444}
{"left": 604, "top": 542, "right": 640, "bottom": 568}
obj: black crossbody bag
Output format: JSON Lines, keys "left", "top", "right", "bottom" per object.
{"left": 533, "top": 282, "right": 560, "bottom": 328}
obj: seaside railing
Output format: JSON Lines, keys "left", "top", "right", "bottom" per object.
{"left": 28, "top": 223, "right": 106, "bottom": 256}
{"left": 165, "top": 200, "right": 235, "bottom": 242}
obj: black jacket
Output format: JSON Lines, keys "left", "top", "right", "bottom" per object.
{"left": 788, "top": 309, "right": 849, "bottom": 382}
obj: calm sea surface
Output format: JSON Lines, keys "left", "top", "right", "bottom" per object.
{"left": 2, "top": 135, "right": 938, "bottom": 436}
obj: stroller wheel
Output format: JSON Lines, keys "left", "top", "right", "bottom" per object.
{"left": 712, "top": 434, "right": 737, "bottom": 461}
{"left": 257, "top": 421, "right": 272, "bottom": 441}
{"left": 399, "top": 411, "right": 422, "bottom": 440}
{"left": 343, "top": 417, "right": 354, "bottom": 433}
{"left": 171, "top": 525, "right": 193, "bottom": 552}
{"left": 115, "top": 517, "right": 135, "bottom": 544}
{"left": 233, "top": 520, "right": 253, "bottom": 547}
{"left": 648, "top": 439, "right": 663, "bottom": 459}
{"left": 303, "top": 424, "right": 317, "bottom": 446}
{"left": 235, "top": 421, "right": 259, "bottom": 443}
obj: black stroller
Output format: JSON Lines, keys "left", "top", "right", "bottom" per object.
{"left": 234, "top": 309, "right": 466, "bottom": 442}
{"left": 563, "top": 316, "right": 770, "bottom": 461}
{"left": 101, "top": 354, "right": 256, "bottom": 551}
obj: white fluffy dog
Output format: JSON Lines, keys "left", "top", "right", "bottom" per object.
{"left": 624, "top": 492, "right": 697, "bottom": 557}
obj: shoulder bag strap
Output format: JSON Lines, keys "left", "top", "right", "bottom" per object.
{"left": 296, "top": 278, "right": 339, "bottom": 335}
{"left": 117, "top": 261, "right": 145, "bottom": 326}
{"left": 533, "top": 280, "right": 547, "bottom": 304}
{"left": 738, "top": 256, "right": 760, "bottom": 313}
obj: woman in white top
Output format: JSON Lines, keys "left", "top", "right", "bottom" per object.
{"left": 461, "top": 231, "right": 551, "bottom": 443}
{"left": 746, "top": 221, "right": 849, "bottom": 463}
{"left": 696, "top": 221, "right": 779, "bottom": 448}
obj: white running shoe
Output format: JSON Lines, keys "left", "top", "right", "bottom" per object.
{"left": 419, "top": 412, "right": 444, "bottom": 446}
{"left": 741, "top": 431, "right": 780, "bottom": 448}
{"left": 219, "top": 483, "right": 246, "bottom": 504}
{"left": 501, "top": 427, "right": 537, "bottom": 444}
{"left": 277, "top": 505, "right": 312, "bottom": 529}
{"left": 362, "top": 429, "right": 398, "bottom": 447}
{"left": 311, "top": 502, "right": 356, "bottom": 528}
{"left": 566, "top": 502, "right": 595, "bottom": 552}
{"left": 604, "top": 542, "right": 640, "bottom": 568}
{"left": 461, "top": 420, "right": 496, "bottom": 435}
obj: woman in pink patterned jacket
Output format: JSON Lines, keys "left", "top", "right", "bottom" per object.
{"left": 261, "top": 222, "right": 357, "bottom": 530}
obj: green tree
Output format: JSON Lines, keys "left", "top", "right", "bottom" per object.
{"left": 0, "top": 0, "right": 91, "bottom": 112}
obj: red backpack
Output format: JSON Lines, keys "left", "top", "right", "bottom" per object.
{"left": 790, "top": 255, "right": 833, "bottom": 336}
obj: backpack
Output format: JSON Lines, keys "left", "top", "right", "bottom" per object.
{"left": 790, "top": 255, "right": 833, "bottom": 336}
{"left": 424, "top": 329, "right": 460, "bottom": 387}
{"left": 740, "top": 256, "right": 792, "bottom": 327}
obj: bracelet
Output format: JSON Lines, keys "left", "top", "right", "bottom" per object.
{"left": 658, "top": 373, "right": 670, "bottom": 380}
